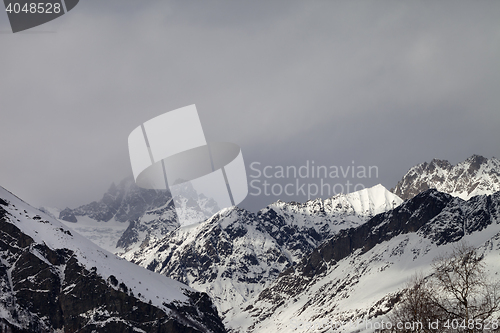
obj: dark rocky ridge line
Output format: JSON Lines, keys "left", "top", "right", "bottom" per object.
{"left": 285, "top": 190, "right": 452, "bottom": 280}
{"left": 227, "top": 189, "right": 500, "bottom": 332}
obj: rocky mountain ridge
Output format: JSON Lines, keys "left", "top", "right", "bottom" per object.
{"left": 57, "top": 177, "right": 222, "bottom": 253}
{"left": 228, "top": 189, "right": 500, "bottom": 332}
{"left": 119, "top": 184, "right": 403, "bottom": 317}
{"left": 392, "top": 154, "right": 500, "bottom": 200}
{"left": 0, "top": 186, "right": 226, "bottom": 333}
{"left": 59, "top": 177, "right": 171, "bottom": 223}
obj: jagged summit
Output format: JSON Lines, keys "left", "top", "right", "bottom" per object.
{"left": 392, "top": 155, "right": 500, "bottom": 200}
{"left": 59, "top": 176, "right": 171, "bottom": 223}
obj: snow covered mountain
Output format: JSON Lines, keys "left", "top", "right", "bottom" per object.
{"left": 22, "top": 154, "right": 500, "bottom": 332}
{"left": 0, "top": 186, "right": 226, "bottom": 332}
{"left": 255, "top": 184, "right": 402, "bottom": 263}
{"left": 228, "top": 189, "right": 500, "bottom": 332}
{"left": 56, "top": 177, "right": 222, "bottom": 253}
{"left": 119, "top": 184, "right": 403, "bottom": 318}
{"left": 59, "top": 177, "right": 171, "bottom": 223}
{"left": 392, "top": 155, "right": 500, "bottom": 200}
{"left": 56, "top": 177, "right": 176, "bottom": 253}
{"left": 49, "top": 178, "right": 402, "bottom": 320}
{"left": 115, "top": 181, "right": 221, "bottom": 254}
{"left": 121, "top": 207, "right": 288, "bottom": 316}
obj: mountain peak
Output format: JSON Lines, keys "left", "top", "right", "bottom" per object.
{"left": 393, "top": 155, "right": 500, "bottom": 200}
{"left": 466, "top": 154, "right": 487, "bottom": 162}
{"left": 464, "top": 154, "right": 489, "bottom": 172}
{"left": 60, "top": 177, "right": 171, "bottom": 223}
{"left": 264, "top": 184, "right": 402, "bottom": 220}
{"left": 429, "top": 158, "right": 452, "bottom": 169}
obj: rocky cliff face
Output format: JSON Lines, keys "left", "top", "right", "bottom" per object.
{"left": 120, "top": 207, "right": 289, "bottom": 316}
{"left": 392, "top": 155, "right": 500, "bottom": 200}
{"left": 0, "top": 188, "right": 226, "bottom": 333}
{"left": 228, "top": 189, "right": 500, "bottom": 332}
{"left": 256, "top": 184, "right": 402, "bottom": 263}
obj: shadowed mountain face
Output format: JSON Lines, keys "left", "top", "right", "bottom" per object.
{"left": 392, "top": 155, "right": 500, "bottom": 200}
{"left": 0, "top": 188, "right": 227, "bottom": 333}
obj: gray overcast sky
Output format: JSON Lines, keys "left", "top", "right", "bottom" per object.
{"left": 1, "top": 1, "right": 499, "bottom": 212}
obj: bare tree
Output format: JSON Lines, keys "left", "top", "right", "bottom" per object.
{"left": 430, "top": 242, "right": 500, "bottom": 332}
{"left": 381, "top": 242, "right": 500, "bottom": 333}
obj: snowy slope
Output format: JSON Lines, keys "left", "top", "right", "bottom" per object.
{"left": 40, "top": 206, "right": 132, "bottom": 254}
{"left": 61, "top": 215, "right": 129, "bottom": 253}
{"left": 228, "top": 190, "right": 500, "bottom": 333}
{"left": 0, "top": 186, "right": 226, "bottom": 332}
{"left": 343, "top": 184, "right": 402, "bottom": 216}
{"left": 392, "top": 155, "right": 500, "bottom": 200}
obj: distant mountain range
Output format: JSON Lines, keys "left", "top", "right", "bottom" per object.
{"left": 19, "top": 154, "right": 500, "bottom": 332}
{"left": 57, "top": 155, "right": 500, "bottom": 253}
{"left": 56, "top": 181, "right": 402, "bottom": 315}
{"left": 120, "top": 184, "right": 403, "bottom": 315}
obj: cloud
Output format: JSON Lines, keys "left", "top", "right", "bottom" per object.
{"left": 0, "top": 0, "right": 499, "bottom": 211}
